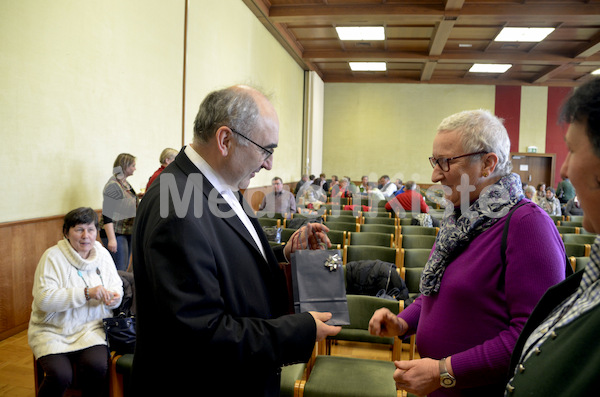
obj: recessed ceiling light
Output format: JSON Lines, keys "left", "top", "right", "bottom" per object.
{"left": 494, "top": 27, "right": 555, "bottom": 42}
{"left": 336, "top": 26, "right": 385, "bottom": 41}
{"left": 592, "top": 68, "right": 600, "bottom": 75}
{"left": 349, "top": 62, "right": 387, "bottom": 72}
{"left": 469, "top": 63, "right": 512, "bottom": 73}
{"left": 458, "top": 43, "right": 473, "bottom": 48}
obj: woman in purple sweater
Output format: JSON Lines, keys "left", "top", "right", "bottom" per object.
{"left": 369, "top": 109, "right": 567, "bottom": 396}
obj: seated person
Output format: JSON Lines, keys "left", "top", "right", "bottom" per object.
{"left": 258, "top": 176, "right": 296, "bottom": 218}
{"left": 564, "top": 195, "right": 583, "bottom": 216}
{"left": 385, "top": 181, "right": 429, "bottom": 214}
{"left": 378, "top": 175, "right": 397, "bottom": 198}
{"left": 538, "top": 187, "right": 562, "bottom": 216}
{"left": 29, "top": 207, "right": 123, "bottom": 397}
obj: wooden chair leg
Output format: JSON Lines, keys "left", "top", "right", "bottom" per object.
{"left": 109, "top": 353, "right": 124, "bottom": 397}
{"left": 294, "top": 379, "right": 306, "bottom": 397}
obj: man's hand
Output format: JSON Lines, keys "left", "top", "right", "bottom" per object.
{"left": 309, "top": 311, "right": 342, "bottom": 342}
{"left": 284, "top": 223, "right": 331, "bottom": 261}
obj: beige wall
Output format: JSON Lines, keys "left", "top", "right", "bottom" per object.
{"left": 322, "top": 83, "right": 495, "bottom": 185}
{"left": 0, "top": 0, "right": 305, "bottom": 222}
{"left": 519, "top": 86, "right": 548, "bottom": 153}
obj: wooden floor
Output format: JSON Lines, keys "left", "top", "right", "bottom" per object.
{"left": 0, "top": 330, "right": 416, "bottom": 396}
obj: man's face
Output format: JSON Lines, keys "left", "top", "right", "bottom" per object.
{"left": 272, "top": 179, "right": 283, "bottom": 193}
{"left": 227, "top": 97, "right": 279, "bottom": 190}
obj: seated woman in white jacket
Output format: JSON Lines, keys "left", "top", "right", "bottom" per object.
{"left": 28, "top": 207, "right": 123, "bottom": 397}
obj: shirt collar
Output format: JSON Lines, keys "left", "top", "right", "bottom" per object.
{"left": 184, "top": 144, "right": 237, "bottom": 194}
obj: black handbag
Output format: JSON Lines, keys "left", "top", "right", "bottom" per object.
{"left": 290, "top": 247, "right": 350, "bottom": 326}
{"left": 102, "top": 313, "right": 136, "bottom": 354}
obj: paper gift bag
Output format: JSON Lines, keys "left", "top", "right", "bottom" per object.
{"left": 290, "top": 248, "right": 350, "bottom": 326}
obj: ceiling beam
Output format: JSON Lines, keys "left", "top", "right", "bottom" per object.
{"left": 429, "top": 17, "right": 456, "bottom": 56}
{"left": 532, "top": 63, "right": 577, "bottom": 84}
{"left": 576, "top": 31, "right": 600, "bottom": 58}
{"left": 304, "top": 49, "right": 577, "bottom": 65}
{"left": 421, "top": 61, "right": 437, "bottom": 81}
{"left": 268, "top": 3, "right": 600, "bottom": 24}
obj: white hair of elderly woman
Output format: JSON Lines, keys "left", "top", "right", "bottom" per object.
{"left": 437, "top": 109, "right": 512, "bottom": 177}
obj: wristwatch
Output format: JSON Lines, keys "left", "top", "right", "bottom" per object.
{"left": 439, "top": 358, "right": 456, "bottom": 388}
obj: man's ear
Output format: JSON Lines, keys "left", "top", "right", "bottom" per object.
{"left": 215, "top": 126, "right": 232, "bottom": 157}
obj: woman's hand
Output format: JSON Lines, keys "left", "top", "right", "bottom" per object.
{"left": 107, "top": 239, "right": 118, "bottom": 253}
{"left": 392, "top": 358, "right": 441, "bottom": 396}
{"left": 368, "top": 307, "right": 407, "bottom": 337}
{"left": 88, "top": 285, "right": 121, "bottom": 305}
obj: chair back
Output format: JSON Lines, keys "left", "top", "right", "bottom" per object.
{"left": 258, "top": 218, "right": 280, "bottom": 228}
{"left": 348, "top": 232, "right": 394, "bottom": 248}
{"left": 399, "top": 225, "right": 438, "bottom": 236}
{"left": 564, "top": 243, "right": 590, "bottom": 257}
{"left": 568, "top": 215, "right": 584, "bottom": 223}
{"left": 556, "top": 226, "right": 579, "bottom": 235}
{"left": 399, "top": 235, "right": 436, "bottom": 249}
{"left": 562, "top": 233, "right": 597, "bottom": 245}
{"left": 344, "top": 294, "right": 401, "bottom": 330}
{"left": 324, "top": 221, "right": 359, "bottom": 233}
{"left": 325, "top": 214, "right": 360, "bottom": 224}
{"left": 327, "top": 230, "right": 347, "bottom": 248}
{"left": 343, "top": 245, "right": 400, "bottom": 267}
{"left": 363, "top": 217, "right": 396, "bottom": 226}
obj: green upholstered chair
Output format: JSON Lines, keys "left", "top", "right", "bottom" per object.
{"left": 324, "top": 294, "right": 406, "bottom": 361}
{"left": 347, "top": 232, "right": 395, "bottom": 248}
{"left": 568, "top": 215, "right": 585, "bottom": 223}
{"left": 570, "top": 256, "right": 590, "bottom": 273}
{"left": 324, "top": 214, "right": 360, "bottom": 224}
{"left": 362, "top": 216, "right": 397, "bottom": 226}
{"left": 562, "top": 233, "right": 597, "bottom": 245}
{"left": 326, "top": 230, "right": 347, "bottom": 248}
{"left": 324, "top": 221, "right": 359, "bottom": 233}
{"left": 256, "top": 211, "right": 287, "bottom": 220}
{"left": 556, "top": 226, "right": 580, "bottom": 235}
{"left": 563, "top": 243, "right": 590, "bottom": 257}
{"left": 280, "top": 228, "right": 298, "bottom": 244}
{"left": 280, "top": 363, "right": 307, "bottom": 397}
{"left": 399, "top": 235, "right": 436, "bottom": 249}
{"left": 343, "top": 245, "right": 400, "bottom": 268}
{"left": 295, "top": 356, "right": 397, "bottom": 397}
{"left": 330, "top": 209, "right": 362, "bottom": 217}
{"left": 399, "top": 248, "right": 430, "bottom": 301}
{"left": 109, "top": 353, "right": 133, "bottom": 397}
{"left": 549, "top": 215, "right": 564, "bottom": 224}
{"left": 399, "top": 218, "right": 415, "bottom": 226}
{"left": 362, "top": 210, "right": 392, "bottom": 218}
{"left": 399, "top": 225, "right": 438, "bottom": 236}
{"left": 558, "top": 220, "right": 584, "bottom": 228}
{"left": 257, "top": 217, "right": 281, "bottom": 228}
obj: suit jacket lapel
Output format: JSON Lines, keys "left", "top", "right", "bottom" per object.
{"left": 172, "top": 149, "right": 269, "bottom": 262}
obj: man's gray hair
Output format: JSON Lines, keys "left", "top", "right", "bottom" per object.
{"left": 437, "top": 109, "right": 512, "bottom": 176}
{"left": 193, "top": 87, "right": 262, "bottom": 145}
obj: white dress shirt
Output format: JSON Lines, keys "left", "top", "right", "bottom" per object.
{"left": 184, "top": 145, "right": 266, "bottom": 260}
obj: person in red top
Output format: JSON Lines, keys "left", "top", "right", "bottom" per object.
{"left": 146, "top": 148, "right": 178, "bottom": 190}
{"left": 385, "top": 180, "right": 429, "bottom": 214}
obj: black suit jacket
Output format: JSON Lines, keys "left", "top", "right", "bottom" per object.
{"left": 131, "top": 148, "right": 315, "bottom": 396}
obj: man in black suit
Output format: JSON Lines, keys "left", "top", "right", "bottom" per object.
{"left": 131, "top": 85, "right": 340, "bottom": 396}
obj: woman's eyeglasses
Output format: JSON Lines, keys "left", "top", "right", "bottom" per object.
{"left": 429, "top": 151, "right": 488, "bottom": 172}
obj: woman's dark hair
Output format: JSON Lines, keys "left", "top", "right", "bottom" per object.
{"left": 62, "top": 207, "right": 99, "bottom": 236}
{"left": 560, "top": 78, "right": 600, "bottom": 157}
{"left": 546, "top": 187, "right": 556, "bottom": 195}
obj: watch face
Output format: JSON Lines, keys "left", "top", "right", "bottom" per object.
{"left": 441, "top": 376, "right": 456, "bottom": 387}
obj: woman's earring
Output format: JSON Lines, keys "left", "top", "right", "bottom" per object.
{"left": 482, "top": 171, "right": 489, "bottom": 177}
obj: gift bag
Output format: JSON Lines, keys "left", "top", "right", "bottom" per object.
{"left": 290, "top": 248, "right": 350, "bottom": 326}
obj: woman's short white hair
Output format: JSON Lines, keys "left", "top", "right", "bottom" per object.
{"left": 437, "top": 109, "right": 512, "bottom": 176}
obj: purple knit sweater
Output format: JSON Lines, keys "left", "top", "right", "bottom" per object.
{"left": 399, "top": 200, "right": 566, "bottom": 396}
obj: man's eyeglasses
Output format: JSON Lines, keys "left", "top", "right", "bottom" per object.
{"left": 429, "top": 151, "right": 488, "bottom": 172}
{"left": 229, "top": 127, "right": 273, "bottom": 161}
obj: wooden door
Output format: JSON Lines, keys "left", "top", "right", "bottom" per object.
{"left": 511, "top": 153, "right": 556, "bottom": 187}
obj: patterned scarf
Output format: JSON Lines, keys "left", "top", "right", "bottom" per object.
{"left": 420, "top": 173, "right": 524, "bottom": 296}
